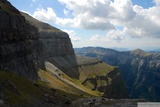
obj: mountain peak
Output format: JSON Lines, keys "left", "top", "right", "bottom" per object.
{"left": 131, "top": 48, "right": 150, "bottom": 57}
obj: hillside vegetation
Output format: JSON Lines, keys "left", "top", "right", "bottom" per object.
{"left": 0, "top": 71, "right": 74, "bottom": 107}
{"left": 39, "top": 63, "right": 102, "bottom": 98}
{"left": 76, "top": 55, "right": 128, "bottom": 98}
{"left": 38, "top": 55, "right": 128, "bottom": 99}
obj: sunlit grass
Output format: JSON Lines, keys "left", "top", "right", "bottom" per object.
{"left": 38, "top": 69, "right": 102, "bottom": 98}
{"left": 0, "top": 71, "right": 43, "bottom": 106}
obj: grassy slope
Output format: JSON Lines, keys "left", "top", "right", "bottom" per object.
{"left": 0, "top": 69, "right": 101, "bottom": 106}
{"left": 79, "top": 62, "right": 114, "bottom": 81}
{"left": 37, "top": 56, "right": 117, "bottom": 98}
{"left": 0, "top": 71, "right": 44, "bottom": 106}
{"left": 38, "top": 69, "right": 102, "bottom": 98}
{"left": 78, "top": 62, "right": 115, "bottom": 91}
{"left": 0, "top": 70, "right": 81, "bottom": 106}
{"left": 76, "top": 55, "right": 116, "bottom": 91}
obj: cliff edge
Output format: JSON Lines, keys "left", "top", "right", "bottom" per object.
{"left": 21, "top": 12, "right": 80, "bottom": 79}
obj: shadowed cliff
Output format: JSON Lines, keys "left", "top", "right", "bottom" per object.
{"left": 21, "top": 12, "right": 80, "bottom": 79}
{"left": 0, "top": 0, "right": 44, "bottom": 80}
{"left": 0, "top": 0, "right": 79, "bottom": 80}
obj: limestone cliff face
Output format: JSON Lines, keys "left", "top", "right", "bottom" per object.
{"left": 0, "top": 0, "right": 44, "bottom": 80}
{"left": 39, "top": 31, "right": 79, "bottom": 79}
{"left": 21, "top": 12, "right": 79, "bottom": 79}
{"left": 0, "top": 0, "right": 79, "bottom": 80}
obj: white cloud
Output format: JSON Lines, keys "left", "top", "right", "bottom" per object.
{"left": 89, "top": 30, "right": 125, "bottom": 43}
{"left": 111, "top": 0, "right": 136, "bottom": 22}
{"left": 57, "top": 0, "right": 160, "bottom": 38}
{"left": 33, "top": 7, "right": 57, "bottom": 24}
{"left": 89, "top": 35, "right": 102, "bottom": 41}
{"left": 76, "top": 16, "right": 115, "bottom": 30}
{"left": 123, "top": 5, "right": 160, "bottom": 38}
{"left": 106, "top": 30, "right": 125, "bottom": 41}
{"left": 63, "top": 9, "right": 70, "bottom": 16}
{"left": 58, "top": 0, "right": 116, "bottom": 30}
{"left": 154, "top": 0, "right": 160, "bottom": 7}
{"left": 32, "top": 7, "right": 75, "bottom": 27}
{"left": 62, "top": 29, "right": 81, "bottom": 41}
{"left": 32, "top": 0, "right": 36, "bottom": 2}
{"left": 31, "top": 0, "right": 160, "bottom": 40}
{"left": 56, "top": 18, "right": 75, "bottom": 27}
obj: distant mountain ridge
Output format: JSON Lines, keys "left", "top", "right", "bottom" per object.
{"left": 75, "top": 47, "right": 160, "bottom": 101}
{"left": 149, "top": 49, "right": 160, "bottom": 53}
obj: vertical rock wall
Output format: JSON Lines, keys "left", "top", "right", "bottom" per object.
{"left": 21, "top": 12, "right": 80, "bottom": 79}
{"left": 39, "top": 32, "right": 79, "bottom": 79}
{"left": 0, "top": 0, "right": 44, "bottom": 80}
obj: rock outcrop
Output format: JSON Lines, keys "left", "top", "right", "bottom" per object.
{"left": 0, "top": 0, "right": 44, "bottom": 80}
{"left": 75, "top": 47, "right": 160, "bottom": 101}
{"left": 21, "top": 12, "right": 79, "bottom": 79}
{"left": 76, "top": 55, "right": 128, "bottom": 98}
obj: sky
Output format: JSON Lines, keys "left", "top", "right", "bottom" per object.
{"left": 8, "top": 0, "right": 160, "bottom": 50}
